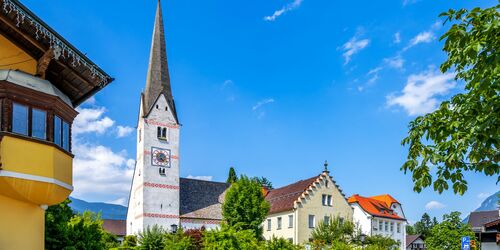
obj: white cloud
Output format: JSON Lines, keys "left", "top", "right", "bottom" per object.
{"left": 425, "top": 201, "right": 446, "bottom": 210}
{"left": 252, "top": 98, "right": 275, "bottom": 111}
{"left": 264, "top": 0, "right": 303, "bottom": 22}
{"left": 341, "top": 37, "right": 370, "bottom": 65}
{"left": 73, "top": 107, "right": 115, "bottom": 135}
{"left": 384, "top": 55, "right": 405, "bottom": 69}
{"left": 404, "top": 31, "right": 435, "bottom": 51}
{"left": 393, "top": 32, "right": 401, "bottom": 44}
{"left": 186, "top": 175, "right": 214, "bottom": 181}
{"left": 116, "top": 126, "right": 134, "bottom": 138}
{"left": 403, "top": 0, "right": 419, "bottom": 6}
{"left": 221, "top": 80, "right": 233, "bottom": 90}
{"left": 386, "top": 69, "right": 456, "bottom": 115}
{"left": 72, "top": 142, "right": 134, "bottom": 203}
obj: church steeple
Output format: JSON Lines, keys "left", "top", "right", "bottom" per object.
{"left": 143, "top": 0, "right": 178, "bottom": 123}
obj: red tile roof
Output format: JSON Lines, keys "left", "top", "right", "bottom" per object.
{"left": 102, "top": 219, "right": 126, "bottom": 236}
{"left": 348, "top": 194, "right": 405, "bottom": 221}
{"left": 265, "top": 175, "right": 320, "bottom": 214}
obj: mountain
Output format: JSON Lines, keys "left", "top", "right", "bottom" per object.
{"left": 69, "top": 197, "right": 127, "bottom": 220}
{"left": 463, "top": 190, "right": 499, "bottom": 223}
{"left": 475, "top": 191, "right": 500, "bottom": 212}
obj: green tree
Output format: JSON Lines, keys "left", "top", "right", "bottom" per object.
{"left": 401, "top": 4, "right": 500, "bottom": 195}
{"left": 122, "top": 235, "right": 138, "bottom": 248}
{"left": 64, "top": 211, "right": 108, "bottom": 250}
{"left": 406, "top": 224, "right": 416, "bottom": 235}
{"left": 137, "top": 225, "right": 166, "bottom": 250}
{"left": 45, "top": 199, "right": 74, "bottom": 250}
{"left": 222, "top": 175, "right": 270, "bottom": 238}
{"left": 253, "top": 176, "right": 274, "bottom": 189}
{"left": 226, "top": 167, "right": 238, "bottom": 184}
{"left": 425, "top": 212, "right": 476, "bottom": 250}
{"left": 310, "top": 216, "right": 358, "bottom": 246}
{"left": 414, "top": 213, "right": 433, "bottom": 238}
{"left": 202, "top": 226, "right": 261, "bottom": 250}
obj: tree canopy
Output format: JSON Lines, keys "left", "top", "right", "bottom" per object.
{"left": 425, "top": 212, "right": 475, "bottom": 250}
{"left": 402, "top": 4, "right": 500, "bottom": 195}
{"left": 222, "top": 175, "right": 270, "bottom": 238}
{"left": 226, "top": 167, "right": 238, "bottom": 184}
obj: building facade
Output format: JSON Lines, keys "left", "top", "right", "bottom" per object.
{"left": 262, "top": 167, "right": 353, "bottom": 244}
{"left": 468, "top": 210, "right": 500, "bottom": 250}
{"left": 348, "top": 194, "right": 407, "bottom": 250}
{"left": 0, "top": 0, "right": 113, "bottom": 248}
{"left": 126, "top": 0, "right": 229, "bottom": 235}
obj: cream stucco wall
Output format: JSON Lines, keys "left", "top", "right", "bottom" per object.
{"left": 263, "top": 173, "right": 353, "bottom": 244}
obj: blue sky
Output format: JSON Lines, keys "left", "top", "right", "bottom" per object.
{"left": 22, "top": 0, "right": 497, "bottom": 223}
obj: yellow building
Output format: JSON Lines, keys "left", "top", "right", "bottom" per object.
{"left": 262, "top": 163, "right": 353, "bottom": 244}
{"left": 0, "top": 0, "right": 113, "bottom": 249}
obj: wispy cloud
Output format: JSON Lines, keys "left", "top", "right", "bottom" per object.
{"left": 386, "top": 68, "right": 456, "bottom": 116}
{"left": 383, "top": 55, "right": 405, "bottom": 69}
{"left": 425, "top": 201, "right": 446, "bottom": 210}
{"left": 403, "top": 0, "right": 419, "bottom": 6}
{"left": 116, "top": 126, "right": 134, "bottom": 138}
{"left": 264, "top": 0, "right": 303, "bottom": 22}
{"left": 404, "top": 31, "right": 435, "bottom": 51}
{"left": 221, "top": 79, "right": 233, "bottom": 90}
{"left": 252, "top": 98, "right": 275, "bottom": 111}
{"left": 341, "top": 36, "right": 370, "bottom": 65}
{"left": 186, "top": 175, "right": 214, "bottom": 181}
{"left": 393, "top": 32, "right": 401, "bottom": 44}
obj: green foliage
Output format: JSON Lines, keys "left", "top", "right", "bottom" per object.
{"left": 310, "top": 216, "right": 358, "bottom": 245}
{"left": 364, "top": 235, "right": 399, "bottom": 249}
{"left": 64, "top": 211, "right": 108, "bottom": 250}
{"left": 401, "top": 4, "right": 500, "bottom": 194}
{"left": 425, "top": 212, "right": 476, "bottom": 250}
{"left": 264, "top": 237, "right": 302, "bottom": 250}
{"left": 252, "top": 176, "right": 274, "bottom": 189}
{"left": 227, "top": 167, "right": 238, "bottom": 184}
{"left": 45, "top": 199, "right": 115, "bottom": 250}
{"left": 137, "top": 225, "right": 166, "bottom": 250}
{"left": 122, "top": 235, "right": 138, "bottom": 247}
{"left": 406, "top": 224, "right": 416, "bottom": 235}
{"left": 222, "top": 175, "right": 270, "bottom": 238}
{"left": 413, "top": 213, "right": 434, "bottom": 238}
{"left": 163, "top": 229, "right": 195, "bottom": 250}
{"left": 202, "top": 226, "right": 261, "bottom": 250}
{"left": 45, "top": 199, "right": 75, "bottom": 250}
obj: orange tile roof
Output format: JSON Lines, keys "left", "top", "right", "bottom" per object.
{"left": 348, "top": 194, "right": 405, "bottom": 221}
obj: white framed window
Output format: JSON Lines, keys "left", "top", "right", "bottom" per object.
{"left": 327, "top": 195, "right": 332, "bottom": 206}
{"left": 277, "top": 217, "right": 282, "bottom": 230}
{"left": 385, "top": 221, "right": 389, "bottom": 231}
{"left": 267, "top": 219, "right": 271, "bottom": 231}
{"left": 379, "top": 220, "right": 383, "bottom": 231}
{"left": 397, "top": 222, "right": 401, "bottom": 233}
{"left": 322, "top": 194, "right": 327, "bottom": 205}
{"left": 390, "top": 222, "right": 394, "bottom": 232}
{"left": 288, "top": 215, "right": 293, "bottom": 228}
{"left": 308, "top": 215, "right": 315, "bottom": 228}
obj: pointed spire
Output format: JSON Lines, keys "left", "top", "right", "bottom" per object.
{"left": 143, "top": 0, "right": 178, "bottom": 122}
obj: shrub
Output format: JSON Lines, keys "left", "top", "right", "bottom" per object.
{"left": 202, "top": 225, "right": 260, "bottom": 250}
{"left": 264, "top": 237, "right": 303, "bottom": 250}
{"left": 137, "top": 225, "right": 166, "bottom": 250}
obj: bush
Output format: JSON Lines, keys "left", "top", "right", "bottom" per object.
{"left": 122, "top": 235, "right": 138, "bottom": 248}
{"left": 163, "top": 229, "right": 195, "bottom": 250}
{"left": 137, "top": 225, "right": 166, "bottom": 250}
{"left": 311, "top": 216, "right": 358, "bottom": 245}
{"left": 364, "top": 235, "right": 398, "bottom": 249}
{"left": 264, "top": 237, "right": 302, "bottom": 250}
{"left": 184, "top": 227, "right": 205, "bottom": 250}
{"left": 202, "top": 226, "right": 260, "bottom": 250}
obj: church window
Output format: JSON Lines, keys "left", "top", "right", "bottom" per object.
{"left": 156, "top": 104, "right": 159, "bottom": 109}
{"left": 157, "top": 127, "right": 162, "bottom": 138}
{"left": 162, "top": 128, "right": 167, "bottom": 139}
{"left": 267, "top": 219, "right": 271, "bottom": 231}
{"left": 277, "top": 217, "right": 282, "bottom": 230}
{"left": 165, "top": 106, "right": 168, "bottom": 111}
{"left": 159, "top": 168, "right": 166, "bottom": 176}
{"left": 288, "top": 215, "right": 293, "bottom": 228}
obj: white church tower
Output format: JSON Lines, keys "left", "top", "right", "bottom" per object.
{"left": 127, "top": 0, "right": 181, "bottom": 235}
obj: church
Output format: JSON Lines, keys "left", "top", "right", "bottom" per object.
{"left": 126, "top": 0, "right": 229, "bottom": 235}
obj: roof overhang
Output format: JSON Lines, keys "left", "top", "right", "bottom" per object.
{"left": 0, "top": 0, "right": 114, "bottom": 106}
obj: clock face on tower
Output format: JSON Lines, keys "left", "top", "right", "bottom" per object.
{"left": 151, "top": 147, "right": 171, "bottom": 167}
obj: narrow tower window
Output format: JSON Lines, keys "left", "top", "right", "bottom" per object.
{"left": 157, "top": 127, "right": 161, "bottom": 138}
{"left": 162, "top": 128, "right": 167, "bottom": 139}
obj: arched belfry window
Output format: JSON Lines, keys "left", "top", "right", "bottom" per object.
{"left": 162, "top": 128, "right": 167, "bottom": 139}
{"left": 157, "top": 127, "right": 161, "bottom": 138}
